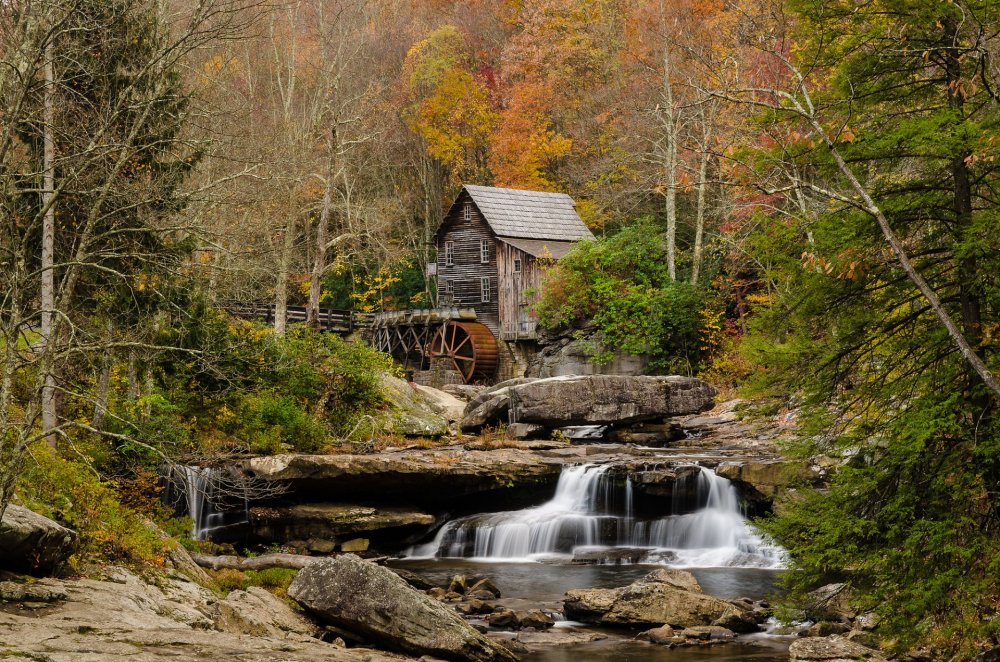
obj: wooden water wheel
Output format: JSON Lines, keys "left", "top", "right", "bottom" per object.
{"left": 429, "top": 321, "right": 498, "bottom": 384}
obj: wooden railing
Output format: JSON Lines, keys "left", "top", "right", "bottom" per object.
{"left": 221, "top": 302, "right": 371, "bottom": 335}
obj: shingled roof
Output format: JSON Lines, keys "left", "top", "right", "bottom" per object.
{"left": 462, "top": 185, "right": 595, "bottom": 242}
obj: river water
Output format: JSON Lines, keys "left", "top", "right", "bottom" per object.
{"left": 393, "top": 463, "right": 796, "bottom": 661}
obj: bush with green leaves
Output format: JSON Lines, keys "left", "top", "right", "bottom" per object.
{"left": 535, "top": 220, "right": 708, "bottom": 374}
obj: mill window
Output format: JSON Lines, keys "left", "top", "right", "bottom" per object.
{"left": 463, "top": 203, "right": 472, "bottom": 221}
{"left": 480, "top": 239, "right": 490, "bottom": 263}
{"left": 444, "top": 241, "right": 454, "bottom": 266}
{"left": 480, "top": 277, "right": 491, "bottom": 303}
{"left": 513, "top": 258, "right": 522, "bottom": 273}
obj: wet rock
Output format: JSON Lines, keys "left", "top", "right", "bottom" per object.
{"left": 486, "top": 608, "right": 553, "bottom": 630}
{"left": 448, "top": 574, "right": 468, "bottom": 594}
{"left": 564, "top": 571, "right": 735, "bottom": 628}
{"left": 788, "top": 635, "right": 888, "bottom": 661}
{"left": 570, "top": 547, "right": 648, "bottom": 565}
{"left": 288, "top": 554, "right": 516, "bottom": 662}
{"left": 461, "top": 375, "right": 717, "bottom": 431}
{"left": 639, "top": 625, "right": 677, "bottom": 644}
{"left": 389, "top": 567, "right": 438, "bottom": 591}
{"left": 0, "top": 504, "right": 79, "bottom": 575}
{"left": 455, "top": 599, "right": 494, "bottom": 616}
{"left": 712, "top": 604, "right": 762, "bottom": 633}
{"left": 808, "top": 621, "right": 851, "bottom": 637}
{"left": 467, "top": 578, "right": 501, "bottom": 599}
{"left": 682, "top": 625, "right": 735, "bottom": 640}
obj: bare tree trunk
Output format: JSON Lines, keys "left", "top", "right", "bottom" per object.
{"left": 661, "top": 43, "right": 678, "bottom": 282}
{"left": 307, "top": 129, "right": 337, "bottom": 327}
{"left": 92, "top": 320, "right": 113, "bottom": 430}
{"left": 274, "top": 215, "right": 295, "bottom": 336}
{"left": 691, "top": 145, "right": 709, "bottom": 285}
{"left": 41, "top": 40, "right": 57, "bottom": 445}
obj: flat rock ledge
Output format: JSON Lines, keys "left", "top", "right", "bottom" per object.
{"left": 289, "top": 554, "right": 517, "bottom": 662}
{"left": 0, "top": 567, "right": 402, "bottom": 661}
{"left": 461, "top": 375, "right": 717, "bottom": 432}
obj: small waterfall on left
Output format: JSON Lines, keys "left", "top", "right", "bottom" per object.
{"left": 170, "top": 465, "right": 249, "bottom": 540}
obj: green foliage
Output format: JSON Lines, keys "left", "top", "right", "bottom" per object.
{"left": 208, "top": 567, "right": 298, "bottom": 597}
{"left": 739, "top": 2, "right": 1000, "bottom": 657}
{"left": 17, "top": 444, "right": 166, "bottom": 567}
{"left": 536, "top": 220, "right": 708, "bottom": 373}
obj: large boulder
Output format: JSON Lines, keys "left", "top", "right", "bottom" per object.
{"left": 462, "top": 375, "right": 717, "bottom": 432}
{"left": 380, "top": 373, "right": 452, "bottom": 437}
{"left": 0, "top": 504, "right": 78, "bottom": 575}
{"left": 212, "top": 586, "right": 317, "bottom": 637}
{"left": 288, "top": 554, "right": 517, "bottom": 662}
{"left": 789, "top": 635, "right": 888, "bottom": 661}
{"left": 563, "top": 570, "right": 736, "bottom": 628}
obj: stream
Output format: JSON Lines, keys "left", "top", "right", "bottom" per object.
{"left": 393, "top": 463, "right": 796, "bottom": 660}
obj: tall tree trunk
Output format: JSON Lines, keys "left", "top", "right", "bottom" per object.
{"left": 691, "top": 145, "right": 709, "bottom": 286}
{"left": 41, "top": 40, "right": 57, "bottom": 445}
{"left": 274, "top": 214, "right": 295, "bottom": 336}
{"left": 662, "top": 44, "right": 677, "bottom": 282}
{"left": 691, "top": 101, "right": 716, "bottom": 286}
{"left": 308, "top": 129, "right": 337, "bottom": 327}
{"left": 92, "top": 320, "right": 113, "bottom": 430}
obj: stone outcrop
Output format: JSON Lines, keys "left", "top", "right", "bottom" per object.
{"left": 249, "top": 503, "right": 435, "bottom": 549}
{"left": 288, "top": 554, "right": 517, "bottom": 662}
{"left": 212, "top": 586, "right": 317, "bottom": 637}
{"left": 789, "top": 635, "right": 888, "bottom": 662}
{"left": 0, "top": 504, "right": 79, "bottom": 575}
{"left": 715, "top": 460, "right": 812, "bottom": 503}
{"left": 563, "top": 569, "right": 742, "bottom": 629}
{"left": 380, "top": 373, "right": 457, "bottom": 437}
{"left": 243, "top": 448, "right": 561, "bottom": 507}
{"left": 0, "top": 566, "right": 398, "bottom": 661}
{"left": 462, "top": 375, "right": 717, "bottom": 432}
{"left": 526, "top": 329, "right": 650, "bottom": 378}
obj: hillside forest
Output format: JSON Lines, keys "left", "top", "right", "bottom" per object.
{"left": 0, "top": 0, "right": 998, "bottom": 659}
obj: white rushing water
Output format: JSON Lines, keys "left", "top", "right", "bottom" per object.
{"left": 176, "top": 465, "right": 247, "bottom": 540}
{"left": 405, "top": 463, "right": 785, "bottom": 568}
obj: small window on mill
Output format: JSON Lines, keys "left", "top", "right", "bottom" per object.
{"left": 463, "top": 203, "right": 472, "bottom": 221}
{"left": 445, "top": 241, "right": 454, "bottom": 266}
{"left": 480, "top": 239, "right": 490, "bottom": 263}
{"left": 480, "top": 277, "right": 491, "bottom": 303}
{"left": 513, "top": 258, "right": 522, "bottom": 273}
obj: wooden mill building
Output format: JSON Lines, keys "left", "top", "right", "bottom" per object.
{"left": 435, "top": 185, "right": 594, "bottom": 341}
{"left": 369, "top": 185, "right": 594, "bottom": 384}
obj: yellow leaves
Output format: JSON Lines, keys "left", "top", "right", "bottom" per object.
{"left": 839, "top": 126, "right": 856, "bottom": 143}
{"left": 489, "top": 81, "right": 571, "bottom": 191}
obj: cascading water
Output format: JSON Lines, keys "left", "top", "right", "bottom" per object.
{"left": 174, "top": 465, "right": 248, "bottom": 540}
{"left": 405, "top": 463, "right": 785, "bottom": 568}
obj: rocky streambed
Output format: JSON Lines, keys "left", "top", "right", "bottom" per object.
{"left": 0, "top": 376, "right": 887, "bottom": 661}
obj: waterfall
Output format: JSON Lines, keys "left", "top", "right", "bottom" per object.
{"left": 174, "top": 465, "right": 248, "bottom": 540}
{"left": 405, "top": 463, "right": 785, "bottom": 568}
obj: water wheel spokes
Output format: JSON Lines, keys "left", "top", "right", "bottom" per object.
{"left": 429, "top": 321, "right": 498, "bottom": 384}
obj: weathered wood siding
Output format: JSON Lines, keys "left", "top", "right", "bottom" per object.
{"left": 436, "top": 190, "right": 499, "bottom": 335}
{"left": 496, "top": 242, "right": 543, "bottom": 340}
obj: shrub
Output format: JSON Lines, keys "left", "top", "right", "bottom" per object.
{"left": 17, "top": 443, "right": 166, "bottom": 568}
{"left": 536, "top": 220, "right": 707, "bottom": 373}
